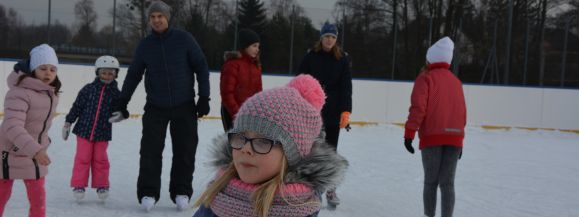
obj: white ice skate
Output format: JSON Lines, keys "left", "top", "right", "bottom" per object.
{"left": 326, "top": 190, "right": 340, "bottom": 207}
{"left": 96, "top": 187, "right": 109, "bottom": 200}
{"left": 73, "top": 188, "right": 85, "bottom": 202}
{"left": 175, "top": 195, "right": 190, "bottom": 211}
{"left": 141, "top": 196, "right": 155, "bottom": 212}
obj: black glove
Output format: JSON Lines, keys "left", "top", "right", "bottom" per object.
{"left": 196, "top": 96, "right": 210, "bottom": 118}
{"left": 404, "top": 138, "right": 415, "bottom": 154}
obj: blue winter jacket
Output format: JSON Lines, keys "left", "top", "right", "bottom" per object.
{"left": 120, "top": 27, "right": 210, "bottom": 108}
{"left": 65, "top": 79, "right": 120, "bottom": 141}
{"left": 192, "top": 205, "right": 319, "bottom": 217}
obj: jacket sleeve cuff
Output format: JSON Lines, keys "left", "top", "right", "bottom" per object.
{"left": 404, "top": 128, "right": 416, "bottom": 139}
{"left": 232, "top": 109, "right": 239, "bottom": 117}
{"left": 19, "top": 142, "right": 42, "bottom": 158}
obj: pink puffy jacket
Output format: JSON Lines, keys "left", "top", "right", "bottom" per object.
{"left": 0, "top": 71, "right": 59, "bottom": 180}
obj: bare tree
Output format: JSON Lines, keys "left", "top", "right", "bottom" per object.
{"left": 124, "top": 0, "right": 149, "bottom": 38}
{"left": 186, "top": 0, "right": 230, "bottom": 31}
{"left": 75, "top": 0, "right": 98, "bottom": 29}
{"left": 71, "top": 0, "right": 98, "bottom": 47}
{"left": 269, "top": 0, "right": 305, "bottom": 18}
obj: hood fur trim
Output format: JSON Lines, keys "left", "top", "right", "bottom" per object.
{"left": 223, "top": 51, "right": 242, "bottom": 61}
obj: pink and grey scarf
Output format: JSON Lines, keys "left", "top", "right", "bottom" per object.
{"left": 211, "top": 177, "right": 321, "bottom": 217}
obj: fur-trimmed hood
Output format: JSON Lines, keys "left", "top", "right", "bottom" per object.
{"left": 209, "top": 133, "right": 349, "bottom": 193}
{"left": 223, "top": 50, "right": 242, "bottom": 61}
{"left": 223, "top": 50, "right": 259, "bottom": 65}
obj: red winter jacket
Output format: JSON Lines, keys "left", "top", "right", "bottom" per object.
{"left": 220, "top": 51, "right": 262, "bottom": 117}
{"left": 404, "top": 62, "right": 467, "bottom": 150}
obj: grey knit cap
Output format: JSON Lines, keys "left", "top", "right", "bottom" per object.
{"left": 148, "top": 0, "right": 171, "bottom": 20}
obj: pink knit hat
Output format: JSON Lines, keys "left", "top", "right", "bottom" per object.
{"left": 231, "top": 74, "right": 326, "bottom": 166}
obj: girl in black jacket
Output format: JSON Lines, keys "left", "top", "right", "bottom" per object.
{"left": 63, "top": 55, "right": 121, "bottom": 201}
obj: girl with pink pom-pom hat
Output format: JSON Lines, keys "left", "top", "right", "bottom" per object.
{"left": 192, "top": 75, "right": 349, "bottom": 217}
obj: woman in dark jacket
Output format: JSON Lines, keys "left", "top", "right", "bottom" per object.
{"left": 220, "top": 29, "right": 263, "bottom": 131}
{"left": 297, "top": 22, "right": 352, "bottom": 208}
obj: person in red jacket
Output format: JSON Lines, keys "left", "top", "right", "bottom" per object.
{"left": 404, "top": 36, "right": 466, "bottom": 217}
{"left": 220, "top": 28, "right": 263, "bottom": 131}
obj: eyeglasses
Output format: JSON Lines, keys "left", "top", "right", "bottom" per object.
{"left": 228, "top": 133, "right": 279, "bottom": 154}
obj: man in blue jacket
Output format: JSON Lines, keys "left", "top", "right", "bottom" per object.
{"left": 109, "top": 1, "right": 210, "bottom": 212}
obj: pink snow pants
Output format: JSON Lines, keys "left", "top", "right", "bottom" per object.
{"left": 70, "top": 136, "right": 110, "bottom": 189}
{"left": 0, "top": 177, "right": 46, "bottom": 217}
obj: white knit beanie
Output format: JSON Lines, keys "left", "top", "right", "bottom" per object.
{"left": 29, "top": 44, "right": 59, "bottom": 71}
{"left": 426, "top": 37, "right": 454, "bottom": 64}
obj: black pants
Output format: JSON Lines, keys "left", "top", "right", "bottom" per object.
{"left": 323, "top": 123, "right": 340, "bottom": 194}
{"left": 221, "top": 105, "right": 233, "bottom": 132}
{"left": 323, "top": 124, "right": 341, "bottom": 151}
{"left": 137, "top": 102, "right": 198, "bottom": 203}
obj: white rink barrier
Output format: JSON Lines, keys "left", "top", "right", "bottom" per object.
{"left": 2, "top": 59, "right": 578, "bottom": 132}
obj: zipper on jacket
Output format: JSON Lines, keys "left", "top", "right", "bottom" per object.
{"left": 160, "top": 37, "right": 173, "bottom": 107}
{"left": 247, "top": 58, "right": 254, "bottom": 94}
{"left": 38, "top": 91, "right": 53, "bottom": 145}
{"left": 89, "top": 84, "right": 107, "bottom": 141}
{"left": 2, "top": 151, "right": 9, "bottom": 179}
{"left": 32, "top": 159, "right": 40, "bottom": 180}
{"left": 34, "top": 91, "right": 53, "bottom": 180}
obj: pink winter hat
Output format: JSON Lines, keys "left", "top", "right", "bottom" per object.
{"left": 231, "top": 74, "right": 326, "bottom": 166}
{"left": 426, "top": 36, "right": 454, "bottom": 64}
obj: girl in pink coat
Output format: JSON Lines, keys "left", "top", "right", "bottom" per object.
{"left": 0, "top": 44, "right": 61, "bottom": 217}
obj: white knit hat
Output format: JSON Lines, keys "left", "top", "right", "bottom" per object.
{"left": 426, "top": 37, "right": 454, "bottom": 64}
{"left": 29, "top": 44, "right": 59, "bottom": 71}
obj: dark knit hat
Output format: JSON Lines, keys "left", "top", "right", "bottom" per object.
{"left": 231, "top": 75, "right": 326, "bottom": 167}
{"left": 148, "top": 0, "right": 171, "bottom": 20}
{"left": 320, "top": 22, "right": 338, "bottom": 38}
{"left": 238, "top": 28, "right": 260, "bottom": 50}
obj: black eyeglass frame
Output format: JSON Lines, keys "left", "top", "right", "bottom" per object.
{"left": 228, "top": 133, "right": 280, "bottom": 154}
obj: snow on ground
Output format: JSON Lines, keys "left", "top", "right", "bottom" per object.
{"left": 2, "top": 117, "right": 579, "bottom": 217}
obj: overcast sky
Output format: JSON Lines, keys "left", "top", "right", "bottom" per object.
{"left": 1, "top": 0, "right": 338, "bottom": 29}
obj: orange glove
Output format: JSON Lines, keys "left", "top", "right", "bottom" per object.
{"left": 339, "top": 112, "right": 351, "bottom": 129}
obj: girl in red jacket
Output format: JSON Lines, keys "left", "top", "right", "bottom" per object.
{"left": 220, "top": 28, "right": 263, "bottom": 131}
{"left": 0, "top": 44, "right": 61, "bottom": 217}
{"left": 404, "top": 37, "right": 466, "bottom": 217}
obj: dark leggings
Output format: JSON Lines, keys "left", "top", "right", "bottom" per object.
{"left": 323, "top": 124, "right": 340, "bottom": 151}
{"left": 421, "top": 146, "right": 461, "bottom": 217}
{"left": 221, "top": 106, "right": 233, "bottom": 132}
